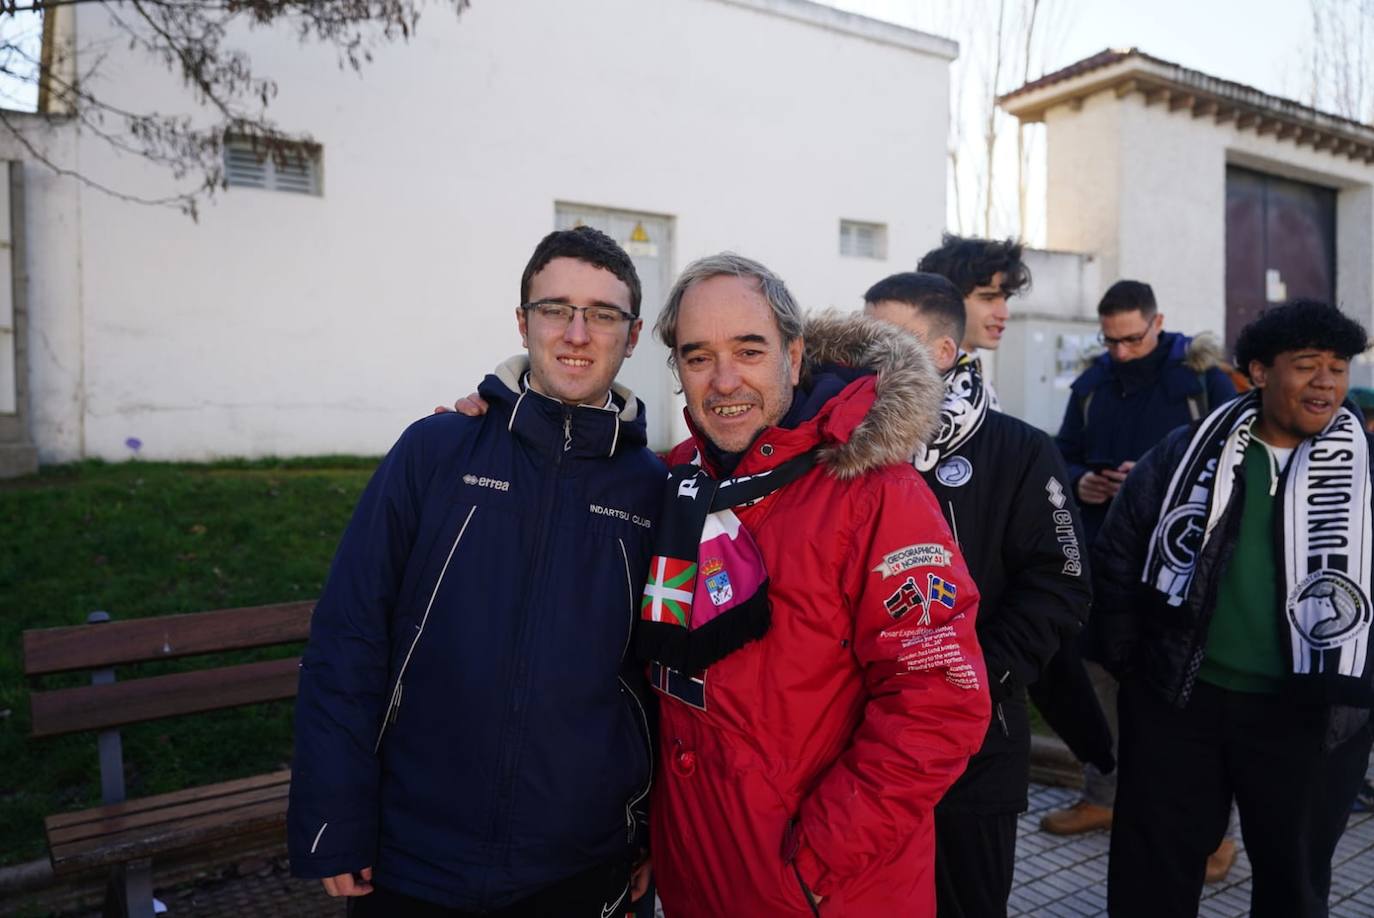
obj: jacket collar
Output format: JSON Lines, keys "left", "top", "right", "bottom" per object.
{"left": 479, "top": 355, "right": 647, "bottom": 460}
{"left": 1073, "top": 331, "right": 1203, "bottom": 398}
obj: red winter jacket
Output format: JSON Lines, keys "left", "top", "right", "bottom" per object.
{"left": 650, "top": 314, "right": 991, "bottom": 917}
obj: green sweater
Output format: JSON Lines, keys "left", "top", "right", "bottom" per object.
{"left": 1198, "top": 440, "right": 1286, "bottom": 694}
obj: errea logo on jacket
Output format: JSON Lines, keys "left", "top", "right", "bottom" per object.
{"left": 462, "top": 474, "right": 510, "bottom": 492}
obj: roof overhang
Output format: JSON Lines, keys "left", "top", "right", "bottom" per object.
{"left": 999, "top": 49, "right": 1374, "bottom": 166}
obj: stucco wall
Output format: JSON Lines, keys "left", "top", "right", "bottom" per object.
{"left": 1043, "top": 90, "right": 1374, "bottom": 344}
{"left": 31, "top": 0, "right": 953, "bottom": 460}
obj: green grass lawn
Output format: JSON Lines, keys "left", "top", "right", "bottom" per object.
{"left": 0, "top": 457, "right": 378, "bottom": 867}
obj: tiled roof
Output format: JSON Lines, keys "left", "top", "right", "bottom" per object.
{"left": 998, "top": 47, "right": 1374, "bottom": 164}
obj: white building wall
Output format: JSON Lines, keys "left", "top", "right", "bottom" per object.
{"left": 1043, "top": 93, "right": 1122, "bottom": 287}
{"left": 30, "top": 0, "right": 954, "bottom": 460}
{"left": 1043, "top": 91, "right": 1374, "bottom": 343}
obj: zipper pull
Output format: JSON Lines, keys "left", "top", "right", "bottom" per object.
{"left": 563, "top": 412, "right": 573, "bottom": 453}
{"left": 996, "top": 702, "right": 1009, "bottom": 737}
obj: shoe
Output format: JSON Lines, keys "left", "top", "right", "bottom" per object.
{"left": 1039, "top": 800, "right": 1113, "bottom": 835}
{"left": 1353, "top": 779, "right": 1374, "bottom": 814}
{"left": 1205, "top": 838, "right": 1237, "bottom": 884}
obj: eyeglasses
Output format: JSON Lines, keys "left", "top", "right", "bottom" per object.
{"left": 522, "top": 301, "right": 635, "bottom": 331}
{"left": 1098, "top": 328, "right": 1152, "bottom": 348}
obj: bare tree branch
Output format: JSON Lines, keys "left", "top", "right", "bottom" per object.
{"left": 0, "top": 0, "right": 470, "bottom": 215}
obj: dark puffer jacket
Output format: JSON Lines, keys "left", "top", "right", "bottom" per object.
{"left": 1091, "top": 420, "right": 1374, "bottom": 747}
{"left": 288, "top": 358, "right": 663, "bottom": 910}
{"left": 1056, "top": 332, "right": 1237, "bottom": 541}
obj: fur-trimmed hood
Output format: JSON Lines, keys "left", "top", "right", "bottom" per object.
{"left": 802, "top": 310, "right": 944, "bottom": 479}
{"left": 1182, "top": 332, "right": 1226, "bottom": 373}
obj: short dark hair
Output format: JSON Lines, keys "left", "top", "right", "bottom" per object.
{"left": 520, "top": 226, "right": 642, "bottom": 316}
{"left": 1097, "top": 280, "right": 1157, "bottom": 318}
{"left": 863, "top": 272, "right": 966, "bottom": 344}
{"left": 917, "top": 234, "right": 1031, "bottom": 299}
{"left": 1235, "top": 299, "right": 1369, "bottom": 369}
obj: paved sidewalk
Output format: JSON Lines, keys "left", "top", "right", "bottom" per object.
{"left": 44, "top": 773, "right": 1374, "bottom": 916}
{"left": 1013, "top": 780, "right": 1374, "bottom": 917}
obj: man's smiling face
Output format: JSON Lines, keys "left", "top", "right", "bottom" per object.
{"left": 517, "top": 256, "right": 640, "bottom": 405}
{"left": 674, "top": 274, "right": 804, "bottom": 454}
{"left": 1252, "top": 348, "right": 1350, "bottom": 447}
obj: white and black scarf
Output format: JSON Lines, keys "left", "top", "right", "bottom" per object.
{"left": 915, "top": 352, "right": 991, "bottom": 472}
{"left": 1144, "top": 390, "right": 1373, "bottom": 702}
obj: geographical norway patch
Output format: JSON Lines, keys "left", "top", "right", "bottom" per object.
{"left": 927, "top": 573, "right": 958, "bottom": 609}
{"left": 883, "top": 576, "right": 929, "bottom": 624}
{"left": 642, "top": 556, "right": 696, "bottom": 627}
{"left": 872, "top": 543, "right": 952, "bottom": 579}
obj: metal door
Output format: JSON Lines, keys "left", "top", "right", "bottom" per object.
{"left": 1225, "top": 166, "right": 1337, "bottom": 355}
{"left": 555, "top": 203, "right": 675, "bottom": 449}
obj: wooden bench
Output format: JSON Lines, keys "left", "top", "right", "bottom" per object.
{"left": 23, "top": 601, "right": 314, "bottom": 918}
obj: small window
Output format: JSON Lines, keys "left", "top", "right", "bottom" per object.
{"left": 840, "top": 220, "right": 887, "bottom": 259}
{"left": 224, "top": 136, "right": 322, "bottom": 195}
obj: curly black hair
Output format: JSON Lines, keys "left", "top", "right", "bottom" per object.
{"left": 1234, "top": 299, "right": 1369, "bottom": 368}
{"left": 917, "top": 233, "right": 1031, "bottom": 299}
{"left": 520, "top": 225, "right": 642, "bottom": 316}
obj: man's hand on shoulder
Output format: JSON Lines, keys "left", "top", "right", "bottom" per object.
{"left": 321, "top": 868, "right": 373, "bottom": 897}
{"left": 433, "top": 392, "right": 489, "bottom": 417}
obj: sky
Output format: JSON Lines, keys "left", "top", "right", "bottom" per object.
{"left": 0, "top": 0, "right": 1357, "bottom": 243}
{"left": 819, "top": 0, "right": 1341, "bottom": 242}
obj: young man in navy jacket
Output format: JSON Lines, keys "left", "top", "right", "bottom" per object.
{"left": 288, "top": 227, "right": 663, "bottom": 916}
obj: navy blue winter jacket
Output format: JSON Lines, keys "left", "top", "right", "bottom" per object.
{"left": 288, "top": 359, "right": 664, "bottom": 910}
{"left": 1054, "top": 332, "right": 1237, "bottom": 541}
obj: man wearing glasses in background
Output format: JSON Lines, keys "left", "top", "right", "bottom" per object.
{"left": 1039, "top": 280, "right": 1236, "bottom": 864}
{"left": 289, "top": 226, "right": 661, "bottom": 916}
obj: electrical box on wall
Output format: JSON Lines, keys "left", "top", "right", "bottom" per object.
{"left": 996, "top": 314, "right": 1102, "bottom": 435}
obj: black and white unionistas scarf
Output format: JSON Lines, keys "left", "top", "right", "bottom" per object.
{"left": 633, "top": 450, "right": 819, "bottom": 675}
{"left": 915, "top": 352, "right": 991, "bottom": 472}
{"left": 1143, "top": 389, "right": 1373, "bottom": 703}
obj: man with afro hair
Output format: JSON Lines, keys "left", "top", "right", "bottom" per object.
{"left": 1089, "top": 299, "right": 1374, "bottom": 917}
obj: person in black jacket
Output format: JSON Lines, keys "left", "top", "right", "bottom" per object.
{"left": 1093, "top": 300, "right": 1374, "bottom": 918}
{"left": 865, "top": 272, "right": 1093, "bottom": 918}
{"left": 288, "top": 227, "right": 662, "bottom": 917}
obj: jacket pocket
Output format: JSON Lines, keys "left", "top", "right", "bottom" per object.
{"left": 375, "top": 505, "right": 478, "bottom": 751}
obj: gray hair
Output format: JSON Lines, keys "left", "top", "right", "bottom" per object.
{"left": 655, "top": 252, "right": 805, "bottom": 368}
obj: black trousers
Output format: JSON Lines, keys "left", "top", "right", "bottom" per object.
{"left": 933, "top": 808, "right": 1019, "bottom": 918}
{"left": 348, "top": 857, "right": 633, "bottom": 918}
{"left": 1108, "top": 678, "right": 1373, "bottom": 918}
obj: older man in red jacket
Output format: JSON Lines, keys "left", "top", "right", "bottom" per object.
{"left": 634, "top": 253, "right": 989, "bottom": 916}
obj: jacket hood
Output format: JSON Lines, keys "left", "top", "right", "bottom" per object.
{"left": 1182, "top": 331, "right": 1226, "bottom": 373}
{"left": 490, "top": 355, "right": 643, "bottom": 423}
{"left": 480, "top": 355, "right": 648, "bottom": 457}
{"left": 1073, "top": 331, "right": 1221, "bottom": 396}
{"left": 801, "top": 311, "right": 943, "bottom": 479}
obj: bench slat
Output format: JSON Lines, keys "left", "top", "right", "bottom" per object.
{"left": 49, "top": 797, "right": 288, "bottom": 873}
{"left": 49, "top": 778, "right": 290, "bottom": 846}
{"left": 46, "top": 769, "right": 292, "bottom": 832}
{"left": 22, "top": 601, "right": 314, "bottom": 676}
{"left": 30, "top": 658, "right": 300, "bottom": 738}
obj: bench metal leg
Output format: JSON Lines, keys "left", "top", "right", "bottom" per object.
{"left": 103, "top": 858, "right": 154, "bottom": 918}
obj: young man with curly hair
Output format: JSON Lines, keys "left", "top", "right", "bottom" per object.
{"left": 1091, "top": 300, "right": 1374, "bottom": 918}
{"left": 917, "top": 235, "right": 1032, "bottom": 409}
